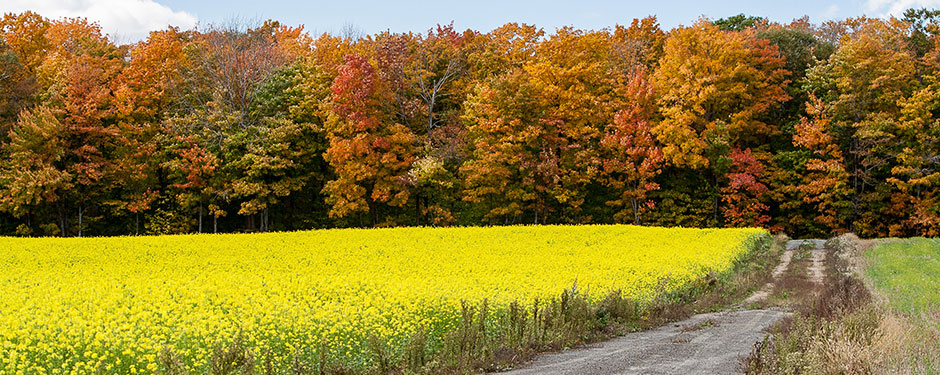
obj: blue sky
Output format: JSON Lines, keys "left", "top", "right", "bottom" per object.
{"left": 3, "top": 0, "right": 939, "bottom": 42}
{"left": 158, "top": 0, "right": 867, "bottom": 34}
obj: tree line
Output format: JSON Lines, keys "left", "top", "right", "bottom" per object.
{"left": 1, "top": 10, "right": 939, "bottom": 238}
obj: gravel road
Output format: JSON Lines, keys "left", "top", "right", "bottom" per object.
{"left": 496, "top": 240, "right": 829, "bottom": 375}
{"left": 499, "top": 308, "right": 789, "bottom": 375}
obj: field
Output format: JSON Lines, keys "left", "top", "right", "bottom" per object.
{"left": 0, "top": 225, "right": 766, "bottom": 374}
{"left": 865, "top": 238, "right": 940, "bottom": 314}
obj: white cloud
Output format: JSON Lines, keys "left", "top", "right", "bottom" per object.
{"left": 822, "top": 4, "right": 841, "bottom": 18}
{"left": 866, "top": 0, "right": 940, "bottom": 17}
{"left": 1, "top": 0, "right": 197, "bottom": 43}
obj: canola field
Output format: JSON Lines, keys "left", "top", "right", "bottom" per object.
{"left": 0, "top": 225, "right": 766, "bottom": 374}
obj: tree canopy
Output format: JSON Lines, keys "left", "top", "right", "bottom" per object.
{"left": 2, "top": 11, "right": 940, "bottom": 237}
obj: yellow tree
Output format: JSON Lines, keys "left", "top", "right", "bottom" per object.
{"left": 460, "top": 69, "right": 548, "bottom": 223}
{"left": 465, "top": 23, "right": 543, "bottom": 80}
{"left": 463, "top": 27, "right": 639, "bottom": 223}
{"left": 654, "top": 19, "right": 788, "bottom": 225}
{"left": 654, "top": 18, "right": 789, "bottom": 168}
{"left": 525, "top": 27, "right": 627, "bottom": 221}
{"left": 889, "top": 83, "right": 940, "bottom": 235}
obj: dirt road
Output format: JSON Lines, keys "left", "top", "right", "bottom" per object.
{"left": 500, "top": 308, "right": 789, "bottom": 375}
{"left": 498, "top": 240, "right": 825, "bottom": 375}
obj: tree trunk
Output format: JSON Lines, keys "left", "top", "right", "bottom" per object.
{"left": 260, "top": 207, "right": 269, "bottom": 232}
{"left": 213, "top": 215, "right": 218, "bottom": 234}
{"left": 713, "top": 173, "right": 720, "bottom": 225}
{"left": 415, "top": 195, "right": 421, "bottom": 226}
{"left": 427, "top": 100, "right": 435, "bottom": 133}
{"left": 77, "top": 206, "right": 83, "bottom": 238}
{"left": 135, "top": 212, "right": 139, "bottom": 235}
{"left": 632, "top": 199, "right": 640, "bottom": 226}
{"left": 198, "top": 204, "right": 203, "bottom": 233}
{"left": 58, "top": 202, "right": 67, "bottom": 237}
{"left": 367, "top": 199, "right": 379, "bottom": 227}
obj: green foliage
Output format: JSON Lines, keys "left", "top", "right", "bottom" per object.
{"left": 714, "top": 14, "right": 766, "bottom": 31}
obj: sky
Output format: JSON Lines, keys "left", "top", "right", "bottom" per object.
{"left": 3, "top": 0, "right": 940, "bottom": 43}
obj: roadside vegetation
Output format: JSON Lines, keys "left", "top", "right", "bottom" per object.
{"left": 744, "top": 235, "right": 940, "bottom": 374}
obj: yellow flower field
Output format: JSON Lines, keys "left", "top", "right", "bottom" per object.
{"left": 0, "top": 225, "right": 766, "bottom": 374}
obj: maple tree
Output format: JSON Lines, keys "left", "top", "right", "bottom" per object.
{"left": 323, "top": 54, "right": 417, "bottom": 226}
{"left": 721, "top": 148, "right": 771, "bottom": 227}
{"left": 110, "top": 27, "right": 192, "bottom": 233}
{"left": 653, "top": 19, "right": 789, "bottom": 226}
{"left": 598, "top": 68, "right": 664, "bottom": 224}
{"left": 460, "top": 69, "right": 548, "bottom": 223}
{"left": 790, "top": 96, "right": 852, "bottom": 234}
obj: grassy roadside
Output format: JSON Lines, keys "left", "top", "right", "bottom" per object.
{"left": 160, "top": 233, "right": 782, "bottom": 375}
{"left": 743, "top": 235, "right": 940, "bottom": 375}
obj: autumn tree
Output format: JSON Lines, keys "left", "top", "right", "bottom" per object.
{"left": 655, "top": 19, "right": 789, "bottom": 168}
{"left": 598, "top": 67, "right": 663, "bottom": 224}
{"left": 158, "top": 21, "right": 303, "bottom": 232}
{"left": 887, "top": 64, "right": 940, "bottom": 235}
{"left": 799, "top": 18, "right": 916, "bottom": 236}
{"left": 0, "top": 107, "right": 71, "bottom": 235}
{"left": 611, "top": 16, "right": 666, "bottom": 70}
{"left": 0, "top": 11, "right": 47, "bottom": 140}
{"left": 0, "top": 11, "right": 50, "bottom": 74}
{"left": 465, "top": 23, "right": 543, "bottom": 80}
{"left": 324, "top": 54, "right": 417, "bottom": 226}
{"left": 790, "top": 96, "right": 853, "bottom": 234}
{"left": 110, "top": 27, "right": 192, "bottom": 233}
{"left": 0, "top": 17, "right": 124, "bottom": 236}
{"left": 653, "top": 18, "right": 789, "bottom": 225}
{"left": 721, "top": 148, "right": 771, "bottom": 227}
{"left": 460, "top": 69, "right": 548, "bottom": 223}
